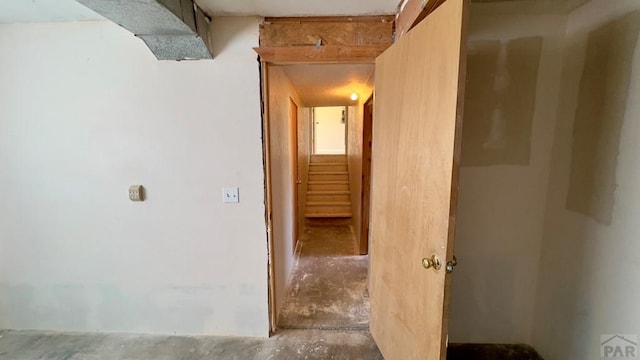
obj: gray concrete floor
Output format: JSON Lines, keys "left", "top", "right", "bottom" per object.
{"left": 0, "top": 329, "right": 383, "bottom": 360}
{"left": 278, "top": 222, "right": 369, "bottom": 330}
{"left": 0, "top": 329, "right": 546, "bottom": 360}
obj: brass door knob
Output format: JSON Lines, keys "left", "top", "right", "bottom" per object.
{"left": 446, "top": 256, "right": 458, "bottom": 274}
{"left": 422, "top": 255, "right": 442, "bottom": 271}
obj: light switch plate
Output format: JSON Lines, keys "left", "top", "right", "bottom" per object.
{"left": 129, "top": 185, "right": 144, "bottom": 202}
{"left": 223, "top": 187, "right": 239, "bottom": 203}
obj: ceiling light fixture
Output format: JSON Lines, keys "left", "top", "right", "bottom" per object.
{"left": 350, "top": 93, "right": 359, "bottom": 101}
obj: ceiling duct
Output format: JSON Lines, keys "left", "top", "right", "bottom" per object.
{"left": 76, "top": 0, "right": 213, "bottom": 60}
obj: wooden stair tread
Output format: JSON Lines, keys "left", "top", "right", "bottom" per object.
{"left": 306, "top": 154, "right": 352, "bottom": 219}
{"left": 311, "top": 155, "right": 347, "bottom": 159}
{"left": 307, "top": 202, "right": 351, "bottom": 206}
{"left": 307, "top": 190, "right": 351, "bottom": 195}
{"left": 305, "top": 213, "right": 352, "bottom": 218}
{"left": 308, "top": 180, "right": 349, "bottom": 184}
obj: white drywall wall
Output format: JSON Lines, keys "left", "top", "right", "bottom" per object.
{"left": 314, "top": 107, "right": 346, "bottom": 154}
{"left": 0, "top": 0, "right": 103, "bottom": 24}
{"left": 0, "top": 17, "right": 270, "bottom": 337}
{"left": 449, "top": 10, "right": 567, "bottom": 343}
{"left": 532, "top": 1, "right": 640, "bottom": 358}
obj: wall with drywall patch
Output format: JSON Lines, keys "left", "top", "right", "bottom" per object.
{"left": 532, "top": 1, "right": 640, "bottom": 359}
{"left": 449, "top": 8, "right": 567, "bottom": 343}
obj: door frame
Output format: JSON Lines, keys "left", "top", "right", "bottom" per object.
{"left": 260, "top": 61, "right": 377, "bottom": 333}
{"left": 261, "top": 67, "right": 306, "bottom": 333}
{"left": 259, "top": 61, "right": 278, "bottom": 333}
{"left": 311, "top": 107, "right": 317, "bottom": 154}
{"left": 257, "top": 3, "right": 462, "bottom": 344}
{"left": 359, "top": 95, "right": 374, "bottom": 255}
{"left": 257, "top": 45, "right": 384, "bottom": 335}
{"left": 289, "top": 98, "right": 300, "bottom": 249}
{"left": 312, "top": 106, "right": 348, "bottom": 155}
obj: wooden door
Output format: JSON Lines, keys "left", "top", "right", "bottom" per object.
{"left": 369, "top": 0, "right": 467, "bottom": 359}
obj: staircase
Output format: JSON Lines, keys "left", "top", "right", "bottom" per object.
{"left": 305, "top": 154, "right": 352, "bottom": 218}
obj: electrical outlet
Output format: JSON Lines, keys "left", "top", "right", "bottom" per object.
{"left": 223, "top": 187, "right": 239, "bottom": 203}
{"left": 129, "top": 185, "right": 144, "bottom": 202}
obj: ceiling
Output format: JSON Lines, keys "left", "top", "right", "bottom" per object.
{"left": 0, "top": 0, "right": 397, "bottom": 24}
{"left": 280, "top": 64, "right": 375, "bottom": 107}
{"left": 471, "top": 0, "right": 591, "bottom": 14}
{"left": 0, "top": 0, "right": 104, "bottom": 23}
{"left": 0, "top": 0, "right": 594, "bottom": 24}
{"left": 196, "top": 0, "right": 398, "bottom": 17}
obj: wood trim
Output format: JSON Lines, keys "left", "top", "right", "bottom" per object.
{"left": 441, "top": 0, "right": 470, "bottom": 356}
{"left": 395, "top": 0, "right": 446, "bottom": 39}
{"left": 359, "top": 95, "right": 374, "bottom": 255}
{"left": 312, "top": 108, "right": 316, "bottom": 154}
{"left": 261, "top": 23, "right": 393, "bottom": 47}
{"left": 290, "top": 98, "right": 299, "bottom": 251}
{"left": 261, "top": 61, "right": 277, "bottom": 334}
{"left": 254, "top": 45, "right": 387, "bottom": 64}
{"left": 260, "top": 17, "right": 394, "bottom": 48}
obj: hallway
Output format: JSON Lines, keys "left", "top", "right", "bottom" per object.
{"left": 278, "top": 220, "right": 369, "bottom": 330}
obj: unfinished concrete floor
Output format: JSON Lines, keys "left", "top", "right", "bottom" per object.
{"left": 0, "top": 329, "right": 547, "bottom": 359}
{"left": 0, "top": 329, "right": 383, "bottom": 360}
{"left": 278, "top": 221, "right": 369, "bottom": 330}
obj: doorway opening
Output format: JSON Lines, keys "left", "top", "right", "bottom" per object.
{"left": 313, "top": 106, "right": 347, "bottom": 155}
{"left": 262, "top": 62, "right": 375, "bottom": 332}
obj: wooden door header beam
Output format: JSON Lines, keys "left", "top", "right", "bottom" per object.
{"left": 259, "top": 16, "right": 394, "bottom": 48}
{"left": 255, "top": 15, "right": 393, "bottom": 64}
{"left": 254, "top": 45, "right": 386, "bottom": 64}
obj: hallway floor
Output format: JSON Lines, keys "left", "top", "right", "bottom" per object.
{"left": 278, "top": 221, "right": 370, "bottom": 330}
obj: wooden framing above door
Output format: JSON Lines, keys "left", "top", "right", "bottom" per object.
{"left": 254, "top": 16, "right": 395, "bottom": 64}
